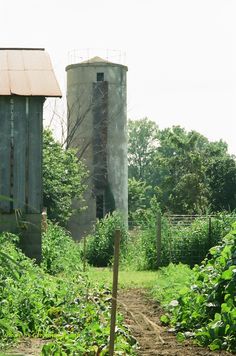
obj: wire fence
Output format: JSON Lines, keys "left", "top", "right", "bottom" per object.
{"left": 161, "top": 214, "right": 213, "bottom": 267}
{"left": 129, "top": 212, "right": 236, "bottom": 268}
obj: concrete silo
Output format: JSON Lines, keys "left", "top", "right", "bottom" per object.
{"left": 66, "top": 56, "right": 128, "bottom": 240}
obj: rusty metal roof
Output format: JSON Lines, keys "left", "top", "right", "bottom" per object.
{"left": 0, "top": 48, "right": 62, "bottom": 97}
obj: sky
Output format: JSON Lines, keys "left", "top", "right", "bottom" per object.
{"left": 1, "top": 0, "right": 236, "bottom": 153}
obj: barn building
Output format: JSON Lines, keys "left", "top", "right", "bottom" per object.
{"left": 0, "top": 48, "right": 61, "bottom": 262}
{"left": 66, "top": 56, "right": 128, "bottom": 240}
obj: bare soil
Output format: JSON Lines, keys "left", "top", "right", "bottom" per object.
{"left": 118, "top": 288, "right": 234, "bottom": 356}
{"left": 4, "top": 338, "right": 47, "bottom": 356}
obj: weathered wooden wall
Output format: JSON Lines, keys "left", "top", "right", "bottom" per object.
{"left": 0, "top": 95, "right": 44, "bottom": 262}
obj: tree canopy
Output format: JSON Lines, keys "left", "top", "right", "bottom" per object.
{"left": 128, "top": 119, "right": 236, "bottom": 214}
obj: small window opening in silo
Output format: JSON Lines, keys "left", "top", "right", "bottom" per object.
{"left": 97, "top": 72, "right": 104, "bottom": 82}
{"left": 96, "top": 194, "right": 104, "bottom": 219}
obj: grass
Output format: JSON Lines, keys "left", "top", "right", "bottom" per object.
{"left": 150, "top": 263, "right": 194, "bottom": 306}
{"left": 85, "top": 267, "right": 159, "bottom": 289}
{"left": 85, "top": 263, "right": 194, "bottom": 305}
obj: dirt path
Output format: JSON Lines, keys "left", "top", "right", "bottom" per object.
{"left": 118, "top": 288, "right": 233, "bottom": 356}
{"left": 5, "top": 289, "right": 234, "bottom": 356}
{"left": 4, "top": 338, "right": 47, "bottom": 356}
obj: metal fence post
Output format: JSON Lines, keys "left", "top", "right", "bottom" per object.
{"left": 156, "top": 212, "right": 162, "bottom": 268}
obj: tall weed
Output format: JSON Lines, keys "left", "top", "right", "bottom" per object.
{"left": 41, "top": 222, "right": 82, "bottom": 275}
{"left": 85, "top": 212, "right": 128, "bottom": 267}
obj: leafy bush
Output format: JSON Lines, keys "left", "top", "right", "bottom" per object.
{"left": 41, "top": 222, "right": 82, "bottom": 275}
{"left": 43, "top": 130, "right": 88, "bottom": 226}
{"left": 85, "top": 212, "right": 128, "bottom": 267}
{"left": 164, "top": 224, "right": 236, "bottom": 352}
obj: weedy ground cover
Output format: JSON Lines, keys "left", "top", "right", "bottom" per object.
{"left": 150, "top": 263, "right": 193, "bottom": 306}
{"left": 0, "top": 224, "right": 137, "bottom": 355}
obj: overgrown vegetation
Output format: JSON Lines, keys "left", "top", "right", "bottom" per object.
{"left": 161, "top": 224, "right": 236, "bottom": 353}
{"left": 150, "top": 263, "right": 193, "bottom": 306}
{"left": 43, "top": 129, "right": 88, "bottom": 226}
{"left": 0, "top": 226, "right": 136, "bottom": 354}
{"left": 41, "top": 222, "right": 82, "bottom": 275}
{"left": 85, "top": 212, "right": 128, "bottom": 267}
{"left": 126, "top": 204, "right": 236, "bottom": 269}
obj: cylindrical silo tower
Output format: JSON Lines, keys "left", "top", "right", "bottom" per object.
{"left": 66, "top": 56, "right": 128, "bottom": 240}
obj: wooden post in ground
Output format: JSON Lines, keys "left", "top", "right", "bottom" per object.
{"left": 83, "top": 236, "right": 87, "bottom": 272}
{"left": 208, "top": 217, "right": 212, "bottom": 249}
{"left": 156, "top": 212, "right": 162, "bottom": 268}
{"left": 41, "top": 207, "right": 48, "bottom": 233}
{"left": 109, "top": 229, "right": 121, "bottom": 356}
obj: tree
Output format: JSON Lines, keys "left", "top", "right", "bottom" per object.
{"left": 128, "top": 118, "right": 159, "bottom": 182}
{"left": 153, "top": 126, "right": 210, "bottom": 213}
{"left": 207, "top": 153, "right": 236, "bottom": 211}
{"left": 43, "top": 130, "right": 88, "bottom": 226}
{"left": 128, "top": 119, "right": 236, "bottom": 214}
{"left": 128, "top": 177, "right": 151, "bottom": 224}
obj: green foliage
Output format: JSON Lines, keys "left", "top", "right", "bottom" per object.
{"left": 0, "top": 227, "right": 136, "bottom": 354}
{"left": 164, "top": 224, "right": 236, "bottom": 352}
{"left": 43, "top": 129, "right": 87, "bottom": 226}
{"left": 128, "top": 177, "right": 151, "bottom": 226}
{"left": 128, "top": 119, "right": 236, "bottom": 214}
{"left": 126, "top": 211, "right": 236, "bottom": 270}
{"left": 153, "top": 126, "right": 210, "bottom": 214}
{"left": 128, "top": 118, "right": 158, "bottom": 182}
{"left": 151, "top": 263, "right": 193, "bottom": 307}
{"left": 207, "top": 153, "right": 236, "bottom": 211}
{"left": 41, "top": 222, "right": 82, "bottom": 275}
{"left": 85, "top": 212, "right": 128, "bottom": 267}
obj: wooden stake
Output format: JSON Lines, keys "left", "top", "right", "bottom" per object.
{"left": 156, "top": 212, "right": 162, "bottom": 268}
{"left": 208, "top": 217, "right": 212, "bottom": 249}
{"left": 41, "top": 207, "right": 48, "bottom": 233}
{"left": 109, "top": 229, "right": 121, "bottom": 356}
{"left": 83, "top": 235, "right": 87, "bottom": 272}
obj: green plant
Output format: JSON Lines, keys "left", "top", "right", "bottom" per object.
{"left": 0, "top": 228, "right": 136, "bottom": 354}
{"left": 85, "top": 212, "right": 128, "bottom": 267}
{"left": 41, "top": 222, "right": 82, "bottom": 275}
{"left": 151, "top": 263, "right": 193, "bottom": 306}
{"left": 164, "top": 223, "right": 236, "bottom": 352}
{"left": 125, "top": 210, "right": 236, "bottom": 270}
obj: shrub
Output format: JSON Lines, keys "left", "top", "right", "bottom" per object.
{"left": 85, "top": 212, "right": 128, "bottom": 267}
